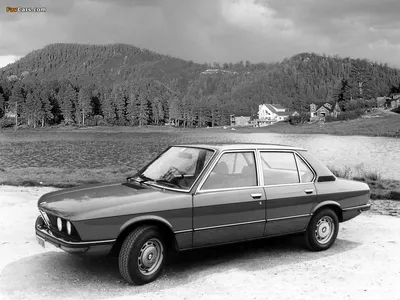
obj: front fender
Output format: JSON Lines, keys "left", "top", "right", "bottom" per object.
{"left": 119, "top": 215, "right": 174, "bottom": 233}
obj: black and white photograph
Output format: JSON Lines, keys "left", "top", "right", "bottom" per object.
{"left": 0, "top": 0, "right": 399, "bottom": 299}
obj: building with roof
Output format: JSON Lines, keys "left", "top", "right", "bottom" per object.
{"left": 377, "top": 96, "right": 391, "bottom": 108}
{"left": 256, "top": 104, "right": 298, "bottom": 126}
{"left": 377, "top": 94, "right": 400, "bottom": 109}
{"left": 230, "top": 115, "right": 251, "bottom": 126}
{"left": 310, "top": 102, "right": 341, "bottom": 120}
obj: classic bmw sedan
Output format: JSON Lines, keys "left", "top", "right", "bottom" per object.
{"left": 35, "top": 143, "right": 371, "bottom": 285}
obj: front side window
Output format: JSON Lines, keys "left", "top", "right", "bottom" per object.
{"left": 137, "top": 147, "right": 214, "bottom": 190}
{"left": 202, "top": 151, "right": 257, "bottom": 190}
{"left": 261, "top": 152, "right": 300, "bottom": 185}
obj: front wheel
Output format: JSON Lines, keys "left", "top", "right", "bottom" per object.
{"left": 304, "top": 208, "right": 339, "bottom": 251}
{"left": 118, "top": 225, "right": 166, "bottom": 285}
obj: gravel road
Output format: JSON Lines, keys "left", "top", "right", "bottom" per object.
{"left": 1, "top": 186, "right": 400, "bottom": 300}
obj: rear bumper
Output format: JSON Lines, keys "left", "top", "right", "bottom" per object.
{"left": 342, "top": 203, "right": 371, "bottom": 222}
{"left": 35, "top": 219, "right": 115, "bottom": 256}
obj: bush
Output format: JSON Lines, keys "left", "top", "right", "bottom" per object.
{"left": 60, "top": 120, "right": 76, "bottom": 126}
{"left": 288, "top": 113, "right": 309, "bottom": 124}
{"left": 392, "top": 107, "right": 400, "bottom": 114}
{"left": 327, "top": 165, "right": 352, "bottom": 179}
{"left": 325, "top": 109, "right": 365, "bottom": 122}
{"left": 0, "top": 118, "right": 15, "bottom": 128}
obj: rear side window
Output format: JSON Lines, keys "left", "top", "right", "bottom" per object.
{"left": 295, "top": 154, "right": 314, "bottom": 182}
{"left": 260, "top": 152, "right": 300, "bottom": 185}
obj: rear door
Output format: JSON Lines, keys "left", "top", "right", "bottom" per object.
{"left": 192, "top": 150, "right": 266, "bottom": 247}
{"left": 260, "top": 151, "right": 317, "bottom": 236}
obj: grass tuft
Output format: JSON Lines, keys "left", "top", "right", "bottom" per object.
{"left": 328, "top": 164, "right": 399, "bottom": 201}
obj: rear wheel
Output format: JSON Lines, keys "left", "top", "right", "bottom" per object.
{"left": 305, "top": 208, "right": 339, "bottom": 251}
{"left": 118, "top": 225, "right": 166, "bottom": 285}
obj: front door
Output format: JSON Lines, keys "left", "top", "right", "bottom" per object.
{"left": 193, "top": 150, "right": 266, "bottom": 247}
{"left": 259, "top": 151, "right": 317, "bottom": 236}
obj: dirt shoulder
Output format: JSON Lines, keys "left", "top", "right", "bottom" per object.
{"left": 1, "top": 186, "right": 400, "bottom": 300}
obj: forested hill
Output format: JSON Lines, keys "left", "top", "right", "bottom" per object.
{"left": 1, "top": 43, "right": 400, "bottom": 128}
{"left": 0, "top": 43, "right": 208, "bottom": 93}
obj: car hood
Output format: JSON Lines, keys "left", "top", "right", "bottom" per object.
{"left": 37, "top": 181, "right": 182, "bottom": 221}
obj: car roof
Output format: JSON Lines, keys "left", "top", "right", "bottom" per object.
{"left": 175, "top": 143, "right": 307, "bottom": 152}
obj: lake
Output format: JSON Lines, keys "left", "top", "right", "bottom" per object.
{"left": 1, "top": 128, "right": 399, "bottom": 180}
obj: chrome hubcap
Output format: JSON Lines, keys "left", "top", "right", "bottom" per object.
{"left": 137, "top": 238, "right": 164, "bottom": 275}
{"left": 315, "top": 216, "right": 334, "bottom": 244}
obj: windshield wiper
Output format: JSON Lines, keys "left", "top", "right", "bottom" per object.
{"left": 128, "top": 174, "right": 154, "bottom": 185}
{"left": 154, "top": 179, "right": 182, "bottom": 189}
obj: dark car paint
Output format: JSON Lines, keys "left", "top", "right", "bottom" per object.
{"left": 36, "top": 144, "right": 371, "bottom": 255}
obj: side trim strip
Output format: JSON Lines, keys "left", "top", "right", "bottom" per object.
{"left": 342, "top": 204, "right": 371, "bottom": 211}
{"left": 174, "top": 229, "right": 193, "bottom": 234}
{"left": 194, "top": 219, "right": 265, "bottom": 232}
{"left": 267, "top": 214, "right": 311, "bottom": 222}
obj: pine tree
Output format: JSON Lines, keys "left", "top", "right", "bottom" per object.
{"left": 0, "top": 93, "right": 5, "bottom": 118}
{"left": 138, "top": 92, "right": 149, "bottom": 126}
{"left": 100, "top": 89, "right": 116, "bottom": 125}
{"left": 151, "top": 97, "right": 160, "bottom": 125}
{"left": 24, "top": 93, "right": 34, "bottom": 126}
{"left": 39, "top": 90, "right": 53, "bottom": 127}
{"left": 61, "top": 84, "right": 76, "bottom": 124}
{"left": 168, "top": 96, "right": 181, "bottom": 126}
{"left": 127, "top": 87, "right": 139, "bottom": 126}
{"left": 8, "top": 83, "right": 24, "bottom": 126}
{"left": 113, "top": 85, "right": 127, "bottom": 125}
{"left": 77, "top": 87, "right": 91, "bottom": 125}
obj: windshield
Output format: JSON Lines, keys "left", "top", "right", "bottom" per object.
{"left": 135, "top": 146, "right": 214, "bottom": 190}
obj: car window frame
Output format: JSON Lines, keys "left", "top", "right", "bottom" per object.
{"left": 137, "top": 146, "right": 217, "bottom": 193}
{"left": 196, "top": 149, "right": 260, "bottom": 194}
{"left": 294, "top": 152, "right": 316, "bottom": 183}
{"left": 258, "top": 150, "right": 316, "bottom": 187}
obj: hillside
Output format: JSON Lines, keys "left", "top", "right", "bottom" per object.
{"left": 1, "top": 43, "right": 400, "bottom": 128}
{"left": 0, "top": 43, "right": 208, "bottom": 93}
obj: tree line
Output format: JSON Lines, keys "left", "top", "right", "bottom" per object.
{"left": 1, "top": 44, "right": 400, "bottom": 128}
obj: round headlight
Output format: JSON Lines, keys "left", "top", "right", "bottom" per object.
{"left": 57, "top": 217, "right": 62, "bottom": 231}
{"left": 66, "top": 221, "right": 72, "bottom": 235}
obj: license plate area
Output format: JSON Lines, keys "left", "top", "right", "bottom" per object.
{"left": 36, "top": 235, "right": 45, "bottom": 248}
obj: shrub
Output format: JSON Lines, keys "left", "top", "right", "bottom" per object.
{"left": 327, "top": 165, "right": 352, "bottom": 179}
{"left": 0, "top": 118, "right": 15, "bottom": 128}
{"left": 362, "top": 170, "right": 382, "bottom": 182}
{"left": 392, "top": 107, "right": 400, "bottom": 114}
{"left": 288, "top": 113, "right": 309, "bottom": 124}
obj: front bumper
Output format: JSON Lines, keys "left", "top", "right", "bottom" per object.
{"left": 35, "top": 217, "right": 115, "bottom": 256}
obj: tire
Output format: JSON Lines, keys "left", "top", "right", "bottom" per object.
{"left": 304, "top": 208, "right": 339, "bottom": 251}
{"left": 118, "top": 225, "right": 166, "bottom": 285}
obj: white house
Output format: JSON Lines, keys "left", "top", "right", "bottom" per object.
{"left": 257, "top": 104, "right": 298, "bottom": 126}
{"left": 230, "top": 115, "right": 251, "bottom": 126}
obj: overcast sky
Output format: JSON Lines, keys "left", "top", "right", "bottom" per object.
{"left": 1, "top": 0, "right": 400, "bottom": 68}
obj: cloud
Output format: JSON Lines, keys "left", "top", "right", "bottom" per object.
{"left": 0, "top": 0, "right": 399, "bottom": 67}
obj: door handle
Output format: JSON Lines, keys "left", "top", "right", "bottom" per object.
{"left": 251, "top": 193, "right": 262, "bottom": 199}
{"left": 304, "top": 189, "right": 314, "bottom": 194}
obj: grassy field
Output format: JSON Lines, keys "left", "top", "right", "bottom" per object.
{"left": 233, "top": 109, "right": 400, "bottom": 137}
